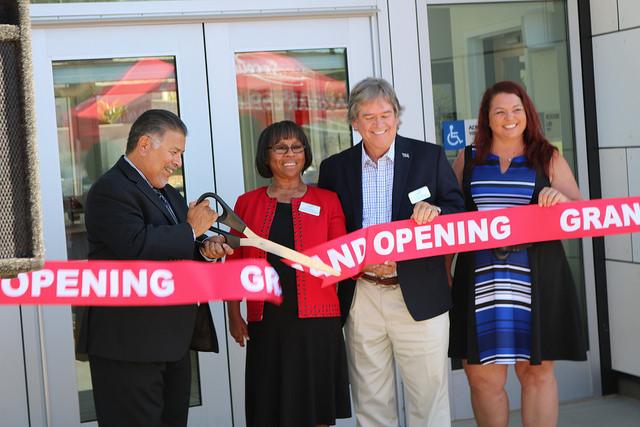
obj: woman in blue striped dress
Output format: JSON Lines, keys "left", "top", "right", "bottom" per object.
{"left": 448, "top": 81, "right": 587, "bottom": 427}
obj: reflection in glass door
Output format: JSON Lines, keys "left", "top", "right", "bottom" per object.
{"left": 204, "top": 16, "right": 376, "bottom": 427}
{"left": 51, "top": 56, "right": 203, "bottom": 422}
{"left": 235, "top": 48, "right": 351, "bottom": 189}
{"left": 421, "top": 0, "right": 592, "bottom": 420}
{"left": 32, "top": 23, "right": 226, "bottom": 427}
{"left": 426, "top": 1, "right": 585, "bottom": 311}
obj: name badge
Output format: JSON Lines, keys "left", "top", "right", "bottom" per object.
{"left": 408, "top": 186, "right": 431, "bottom": 204}
{"left": 299, "top": 202, "right": 321, "bottom": 216}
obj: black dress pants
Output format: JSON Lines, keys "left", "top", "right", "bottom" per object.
{"left": 89, "top": 352, "right": 191, "bottom": 427}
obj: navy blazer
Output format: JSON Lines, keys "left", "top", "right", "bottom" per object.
{"left": 318, "top": 135, "right": 464, "bottom": 323}
{"left": 77, "top": 156, "right": 218, "bottom": 362}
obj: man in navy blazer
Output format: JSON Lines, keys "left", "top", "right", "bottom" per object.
{"left": 80, "top": 109, "right": 232, "bottom": 427}
{"left": 318, "top": 78, "right": 464, "bottom": 426}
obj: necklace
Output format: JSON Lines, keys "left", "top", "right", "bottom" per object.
{"left": 493, "top": 140, "right": 524, "bottom": 162}
{"left": 498, "top": 149, "right": 523, "bottom": 163}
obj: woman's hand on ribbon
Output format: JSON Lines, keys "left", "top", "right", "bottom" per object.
{"left": 538, "top": 187, "right": 570, "bottom": 207}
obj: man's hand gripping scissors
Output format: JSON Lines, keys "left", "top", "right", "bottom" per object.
{"left": 197, "top": 193, "right": 339, "bottom": 276}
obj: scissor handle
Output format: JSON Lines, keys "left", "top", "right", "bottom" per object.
{"left": 196, "top": 192, "right": 247, "bottom": 235}
{"left": 207, "top": 227, "right": 242, "bottom": 249}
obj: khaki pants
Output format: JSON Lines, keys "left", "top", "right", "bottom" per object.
{"left": 345, "top": 279, "right": 451, "bottom": 427}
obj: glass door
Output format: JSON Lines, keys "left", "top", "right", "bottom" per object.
{"left": 31, "top": 23, "right": 228, "bottom": 426}
{"left": 418, "top": 0, "right": 593, "bottom": 421}
{"left": 204, "top": 16, "right": 377, "bottom": 427}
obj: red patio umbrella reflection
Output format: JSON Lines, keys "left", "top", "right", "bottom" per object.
{"left": 73, "top": 57, "right": 175, "bottom": 123}
{"left": 234, "top": 51, "right": 347, "bottom": 126}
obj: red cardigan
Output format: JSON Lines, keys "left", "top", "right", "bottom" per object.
{"left": 227, "top": 185, "right": 346, "bottom": 321}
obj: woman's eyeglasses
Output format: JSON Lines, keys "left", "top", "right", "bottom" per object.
{"left": 269, "top": 143, "right": 305, "bottom": 154}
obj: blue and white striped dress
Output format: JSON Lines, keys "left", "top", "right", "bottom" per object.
{"left": 470, "top": 150, "right": 536, "bottom": 364}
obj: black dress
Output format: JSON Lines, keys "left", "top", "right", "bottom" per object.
{"left": 245, "top": 203, "right": 351, "bottom": 427}
{"left": 449, "top": 146, "right": 588, "bottom": 364}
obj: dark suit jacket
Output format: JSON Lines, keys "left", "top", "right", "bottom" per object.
{"left": 318, "top": 135, "right": 464, "bottom": 323}
{"left": 77, "top": 156, "right": 218, "bottom": 362}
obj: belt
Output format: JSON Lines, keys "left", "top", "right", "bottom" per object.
{"left": 360, "top": 274, "right": 400, "bottom": 286}
{"left": 492, "top": 244, "right": 532, "bottom": 260}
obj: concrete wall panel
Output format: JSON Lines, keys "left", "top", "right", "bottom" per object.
{"left": 607, "top": 261, "right": 640, "bottom": 376}
{"left": 599, "top": 148, "right": 628, "bottom": 197}
{"left": 600, "top": 149, "right": 632, "bottom": 261}
{"left": 618, "top": 0, "right": 640, "bottom": 30}
{"left": 627, "top": 148, "right": 640, "bottom": 262}
{"left": 593, "top": 30, "right": 640, "bottom": 148}
{"left": 590, "top": 0, "right": 619, "bottom": 35}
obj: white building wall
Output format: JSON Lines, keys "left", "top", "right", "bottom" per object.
{"left": 591, "top": 0, "right": 640, "bottom": 378}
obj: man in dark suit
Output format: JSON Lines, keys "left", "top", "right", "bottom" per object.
{"left": 79, "top": 109, "right": 232, "bottom": 427}
{"left": 318, "top": 78, "right": 464, "bottom": 426}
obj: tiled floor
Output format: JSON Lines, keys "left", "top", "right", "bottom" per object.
{"left": 452, "top": 395, "right": 640, "bottom": 426}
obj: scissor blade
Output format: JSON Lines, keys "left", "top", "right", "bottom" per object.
{"left": 240, "top": 237, "right": 339, "bottom": 276}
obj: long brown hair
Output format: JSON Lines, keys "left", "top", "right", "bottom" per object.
{"left": 473, "top": 81, "right": 556, "bottom": 176}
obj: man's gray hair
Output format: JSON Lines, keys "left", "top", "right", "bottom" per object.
{"left": 347, "top": 77, "right": 403, "bottom": 123}
{"left": 126, "top": 109, "right": 187, "bottom": 154}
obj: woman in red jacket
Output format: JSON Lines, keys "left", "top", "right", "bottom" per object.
{"left": 227, "top": 120, "right": 351, "bottom": 427}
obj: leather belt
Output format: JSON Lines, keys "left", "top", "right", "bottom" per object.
{"left": 361, "top": 274, "right": 400, "bottom": 286}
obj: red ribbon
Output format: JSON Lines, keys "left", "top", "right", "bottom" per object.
{"left": 285, "top": 196, "right": 640, "bottom": 286}
{"left": 0, "top": 259, "right": 282, "bottom": 306}
{"left": 2, "top": 197, "right": 638, "bottom": 303}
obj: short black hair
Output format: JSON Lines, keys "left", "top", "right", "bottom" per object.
{"left": 255, "top": 120, "right": 312, "bottom": 178}
{"left": 125, "top": 109, "right": 188, "bottom": 154}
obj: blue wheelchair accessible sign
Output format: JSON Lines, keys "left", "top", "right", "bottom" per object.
{"left": 442, "top": 119, "right": 477, "bottom": 151}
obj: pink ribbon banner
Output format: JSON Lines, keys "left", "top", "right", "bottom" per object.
{"left": 0, "top": 259, "right": 282, "bottom": 306}
{"left": 285, "top": 196, "right": 640, "bottom": 286}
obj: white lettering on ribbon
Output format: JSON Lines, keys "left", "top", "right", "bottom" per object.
{"left": 434, "top": 223, "right": 455, "bottom": 247}
{"left": 241, "top": 265, "right": 264, "bottom": 292}
{"left": 467, "top": 219, "right": 489, "bottom": 243}
{"left": 603, "top": 205, "right": 623, "bottom": 228}
{"left": 583, "top": 207, "right": 603, "bottom": 230}
{"left": 150, "top": 269, "right": 174, "bottom": 297}
{"left": 32, "top": 270, "right": 54, "bottom": 296}
{"left": 415, "top": 225, "right": 433, "bottom": 250}
{"left": 560, "top": 208, "right": 581, "bottom": 232}
{"left": 122, "top": 269, "right": 147, "bottom": 297}
{"left": 622, "top": 203, "right": 640, "bottom": 226}
{"left": 1, "top": 273, "right": 29, "bottom": 297}
{"left": 57, "top": 269, "right": 79, "bottom": 297}
{"left": 491, "top": 216, "right": 511, "bottom": 240}
{"left": 81, "top": 269, "right": 107, "bottom": 297}
{"left": 351, "top": 238, "right": 367, "bottom": 264}
{"left": 109, "top": 270, "right": 120, "bottom": 297}
{"left": 240, "top": 266, "right": 281, "bottom": 296}
{"left": 396, "top": 228, "right": 413, "bottom": 253}
{"left": 265, "top": 266, "right": 281, "bottom": 296}
{"left": 327, "top": 244, "right": 355, "bottom": 270}
{"left": 373, "top": 231, "right": 395, "bottom": 256}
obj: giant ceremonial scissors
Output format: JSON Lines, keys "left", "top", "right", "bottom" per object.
{"left": 197, "top": 192, "right": 339, "bottom": 276}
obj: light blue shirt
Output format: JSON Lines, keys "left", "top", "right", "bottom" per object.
{"left": 361, "top": 142, "right": 395, "bottom": 228}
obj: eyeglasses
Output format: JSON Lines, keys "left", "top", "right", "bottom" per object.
{"left": 269, "top": 143, "right": 305, "bottom": 155}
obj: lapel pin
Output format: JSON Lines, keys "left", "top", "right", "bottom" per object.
{"left": 402, "top": 152, "right": 410, "bottom": 158}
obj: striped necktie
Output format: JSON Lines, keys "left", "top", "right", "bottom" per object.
{"left": 154, "top": 188, "right": 178, "bottom": 224}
